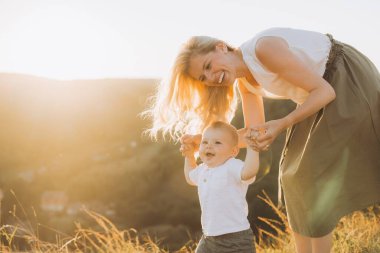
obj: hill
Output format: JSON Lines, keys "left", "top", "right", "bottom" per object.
{"left": 0, "top": 73, "right": 295, "bottom": 250}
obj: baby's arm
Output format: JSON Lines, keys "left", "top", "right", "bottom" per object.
{"left": 241, "top": 143, "right": 260, "bottom": 181}
{"left": 180, "top": 143, "right": 197, "bottom": 186}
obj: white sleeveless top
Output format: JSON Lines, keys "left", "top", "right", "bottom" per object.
{"left": 239, "top": 27, "right": 331, "bottom": 104}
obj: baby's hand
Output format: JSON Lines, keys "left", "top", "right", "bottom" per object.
{"left": 245, "top": 127, "right": 267, "bottom": 151}
{"left": 180, "top": 134, "right": 201, "bottom": 152}
{"left": 180, "top": 143, "right": 195, "bottom": 157}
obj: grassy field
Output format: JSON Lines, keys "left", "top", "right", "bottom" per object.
{"left": 1, "top": 194, "right": 379, "bottom": 253}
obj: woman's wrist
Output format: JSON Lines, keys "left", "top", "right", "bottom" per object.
{"left": 280, "top": 116, "right": 293, "bottom": 131}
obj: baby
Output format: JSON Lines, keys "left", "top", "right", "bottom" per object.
{"left": 180, "top": 121, "right": 259, "bottom": 253}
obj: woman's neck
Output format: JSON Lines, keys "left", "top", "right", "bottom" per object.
{"left": 234, "top": 48, "right": 252, "bottom": 78}
{"left": 234, "top": 48, "right": 259, "bottom": 86}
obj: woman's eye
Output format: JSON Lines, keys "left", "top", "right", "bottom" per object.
{"left": 206, "top": 63, "right": 211, "bottom": 70}
{"left": 202, "top": 141, "right": 207, "bottom": 144}
{"left": 215, "top": 141, "right": 221, "bottom": 144}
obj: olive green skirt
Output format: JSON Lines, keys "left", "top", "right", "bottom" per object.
{"left": 279, "top": 35, "right": 380, "bottom": 237}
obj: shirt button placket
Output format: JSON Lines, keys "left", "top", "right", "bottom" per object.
{"left": 204, "top": 170, "right": 211, "bottom": 232}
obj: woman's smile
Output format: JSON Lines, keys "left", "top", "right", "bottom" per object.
{"left": 188, "top": 46, "right": 236, "bottom": 87}
{"left": 218, "top": 71, "right": 225, "bottom": 84}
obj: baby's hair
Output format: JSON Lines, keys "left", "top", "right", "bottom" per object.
{"left": 206, "top": 121, "right": 238, "bottom": 146}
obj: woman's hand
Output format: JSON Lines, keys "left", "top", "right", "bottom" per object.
{"left": 244, "top": 128, "right": 264, "bottom": 151}
{"left": 180, "top": 134, "right": 201, "bottom": 153}
{"left": 247, "top": 119, "right": 289, "bottom": 151}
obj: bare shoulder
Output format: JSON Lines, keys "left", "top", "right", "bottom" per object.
{"left": 255, "top": 36, "right": 288, "bottom": 60}
{"left": 254, "top": 36, "right": 293, "bottom": 73}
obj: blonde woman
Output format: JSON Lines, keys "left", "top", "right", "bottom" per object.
{"left": 145, "top": 27, "right": 380, "bottom": 253}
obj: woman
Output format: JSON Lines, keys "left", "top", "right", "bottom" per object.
{"left": 145, "top": 27, "right": 380, "bottom": 253}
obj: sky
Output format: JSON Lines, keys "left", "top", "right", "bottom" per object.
{"left": 0, "top": 0, "right": 379, "bottom": 80}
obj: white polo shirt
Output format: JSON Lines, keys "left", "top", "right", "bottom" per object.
{"left": 189, "top": 158, "right": 255, "bottom": 236}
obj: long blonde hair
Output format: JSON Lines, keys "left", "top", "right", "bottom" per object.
{"left": 143, "top": 36, "right": 238, "bottom": 141}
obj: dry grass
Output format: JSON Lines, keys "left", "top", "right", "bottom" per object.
{"left": 1, "top": 193, "right": 379, "bottom": 253}
{"left": 254, "top": 192, "right": 380, "bottom": 253}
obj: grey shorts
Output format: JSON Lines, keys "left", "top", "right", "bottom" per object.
{"left": 195, "top": 228, "right": 255, "bottom": 253}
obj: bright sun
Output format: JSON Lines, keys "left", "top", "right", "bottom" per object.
{"left": 1, "top": 0, "right": 379, "bottom": 80}
{"left": 2, "top": 3, "right": 128, "bottom": 80}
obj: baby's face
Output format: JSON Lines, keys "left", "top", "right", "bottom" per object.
{"left": 199, "top": 128, "right": 238, "bottom": 168}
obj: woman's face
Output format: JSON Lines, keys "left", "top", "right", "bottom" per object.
{"left": 188, "top": 44, "right": 236, "bottom": 87}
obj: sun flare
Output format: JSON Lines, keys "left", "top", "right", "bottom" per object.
{"left": 1, "top": 3, "right": 127, "bottom": 80}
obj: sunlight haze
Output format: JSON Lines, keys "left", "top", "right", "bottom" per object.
{"left": 0, "top": 0, "right": 379, "bottom": 80}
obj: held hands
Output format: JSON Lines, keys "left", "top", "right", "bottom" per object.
{"left": 245, "top": 119, "right": 288, "bottom": 152}
{"left": 179, "top": 134, "right": 201, "bottom": 157}
{"left": 180, "top": 143, "right": 195, "bottom": 158}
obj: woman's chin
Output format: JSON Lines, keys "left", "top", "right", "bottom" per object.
{"left": 224, "top": 76, "right": 236, "bottom": 86}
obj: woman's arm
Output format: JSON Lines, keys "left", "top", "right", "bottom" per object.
{"left": 252, "top": 36, "right": 336, "bottom": 149}
{"left": 237, "top": 82, "right": 263, "bottom": 179}
{"left": 237, "top": 81, "right": 266, "bottom": 149}
{"left": 256, "top": 36, "right": 336, "bottom": 128}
